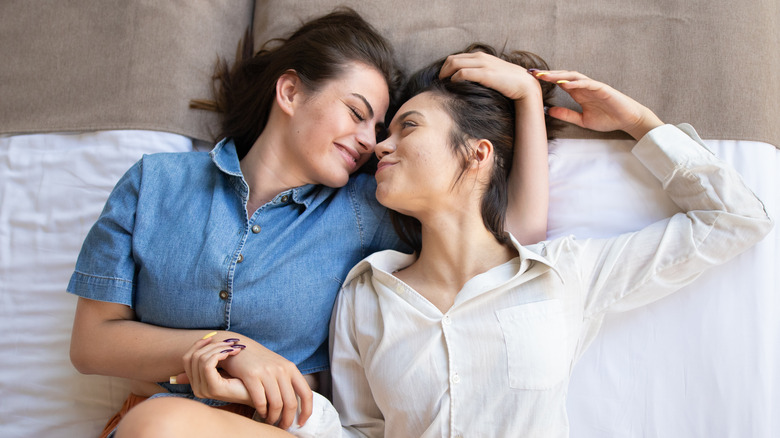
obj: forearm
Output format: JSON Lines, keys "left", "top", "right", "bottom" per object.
{"left": 505, "top": 88, "right": 549, "bottom": 244}
{"left": 70, "top": 297, "right": 243, "bottom": 382}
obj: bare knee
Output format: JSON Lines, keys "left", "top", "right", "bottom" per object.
{"left": 115, "top": 397, "right": 201, "bottom": 438}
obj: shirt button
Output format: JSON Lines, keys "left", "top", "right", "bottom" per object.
{"left": 251, "top": 225, "right": 261, "bottom": 234}
{"left": 395, "top": 284, "right": 405, "bottom": 295}
{"left": 280, "top": 195, "right": 289, "bottom": 203}
{"left": 442, "top": 315, "right": 452, "bottom": 325}
{"left": 237, "top": 254, "right": 244, "bottom": 263}
{"left": 219, "top": 290, "right": 229, "bottom": 300}
{"left": 451, "top": 373, "right": 461, "bottom": 384}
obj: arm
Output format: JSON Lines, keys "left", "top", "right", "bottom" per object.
{"left": 439, "top": 51, "right": 549, "bottom": 244}
{"left": 536, "top": 70, "right": 773, "bottom": 313}
{"left": 329, "top": 285, "right": 384, "bottom": 437}
{"left": 68, "top": 161, "right": 311, "bottom": 429}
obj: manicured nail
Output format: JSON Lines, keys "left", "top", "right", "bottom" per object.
{"left": 543, "top": 106, "right": 550, "bottom": 115}
{"left": 232, "top": 344, "right": 246, "bottom": 349}
{"left": 169, "top": 376, "right": 178, "bottom": 384}
{"left": 220, "top": 349, "right": 235, "bottom": 354}
{"left": 222, "top": 338, "right": 240, "bottom": 343}
{"left": 556, "top": 80, "right": 570, "bottom": 84}
{"left": 535, "top": 72, "right": 550, "bottom": 77}
{"left": 202, "top": 331, "right": 218, "bottom": 340}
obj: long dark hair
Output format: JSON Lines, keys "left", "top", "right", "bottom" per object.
{"left": 390, "top": 44, "right": 558, "bottom": 252}
{"left": 192, "top": 8, "right": 401, "bottom": 160}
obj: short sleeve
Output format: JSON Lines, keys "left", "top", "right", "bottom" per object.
{"left": 66, "top": 160, "right": 142, "bottom": 306}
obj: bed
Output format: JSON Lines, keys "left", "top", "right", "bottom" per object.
{"left": 1, "top": 1, "right": 777, "bottom": 437}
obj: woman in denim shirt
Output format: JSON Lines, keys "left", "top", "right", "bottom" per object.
{"left": 67, "top": 9, "right": 553, "bottom": 438}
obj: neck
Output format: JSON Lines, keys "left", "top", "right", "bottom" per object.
{"left": 397, "top": 207, "right": 517, "bottom": 312}
{"left": 239, "top": 129, "right": 305, "bottom": 217}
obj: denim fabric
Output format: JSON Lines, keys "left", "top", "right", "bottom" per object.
{"left": 68, "top": 138, "right": 405, "bottom": 375}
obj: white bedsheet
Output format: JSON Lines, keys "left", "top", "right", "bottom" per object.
{"left": 0, "top": 131, "right": 776, "bottom": 437}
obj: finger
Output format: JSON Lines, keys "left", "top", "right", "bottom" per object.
{"left": 439, "top": 52, "right": 480, "bottom": 78}
{"left": 276, "top": 380, "right": 300, "bottom": 430}
{"left": 245, "top": 378, "right": 268, "bottom": 420}
{"left": 546, "top": 106, "right": 585, "bottom": 128}
{"left": 292, "top": 375, "right": 314, "bottom": 427}
{"left": 262, "top": 378, "right": 284, "bottom": 426}
{"left": 190, "top": 342, "right": 238, "bottom": 398}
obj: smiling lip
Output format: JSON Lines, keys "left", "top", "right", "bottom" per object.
{"left": 375, "top": 160, "right": 395, "bottom": 173}
{"left": 335, "top": 143, "right": 359, "bottom": 169}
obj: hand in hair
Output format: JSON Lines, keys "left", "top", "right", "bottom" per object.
{"left": 439, "top": 50, "right": 543, "bottom": 102}
{"left": 535, "top": 70, "right": 664, "bottom": 140}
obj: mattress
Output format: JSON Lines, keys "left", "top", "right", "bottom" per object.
{"left": 0, "top": 130, "right": 776, "bottom": 437}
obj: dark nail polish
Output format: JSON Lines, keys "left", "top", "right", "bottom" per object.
{"left": 232, "top": 344, "right": 246, "bottom": 349}
{"left": 220, "top": 349, "right": 235, "bottom": 354}
{"left": 222, "top": 338, "right": 240, "bottom": 343}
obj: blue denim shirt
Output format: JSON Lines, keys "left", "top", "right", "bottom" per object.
{"left": 67, "top": 138, "right": 405, "bottom": 375}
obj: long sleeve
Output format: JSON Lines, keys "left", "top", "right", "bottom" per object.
{"left": 567, "top": 124, "right": 773, "bottom": 316}
{"left": 329, "top": 279, "right": 385, "bottom": 438}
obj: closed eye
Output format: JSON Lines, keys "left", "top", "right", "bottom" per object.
{"left": 348, "top": 106, "right": 366, "bottom": 122}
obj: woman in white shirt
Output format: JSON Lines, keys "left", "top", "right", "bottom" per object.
{"left": 327, "top": 55, "right": 773, "bottom": 437}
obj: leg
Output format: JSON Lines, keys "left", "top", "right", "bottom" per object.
{"left": 115, "top": 397, "right": 294, "bottom": 438}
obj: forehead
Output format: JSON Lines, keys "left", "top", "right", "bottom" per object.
{"left": 327, "top": 62, "right": 390, "bottom": 115}
{"left": 394, "top": 91, "right": 450, "bottom": 123}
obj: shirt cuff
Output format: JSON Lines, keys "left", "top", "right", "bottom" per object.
{"left": 631, "top": 123, "right": 715, "bottom": 184}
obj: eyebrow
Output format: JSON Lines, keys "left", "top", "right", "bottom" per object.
{"left": 397, "top": 110, "right": 424, "bottom": 122}
{"left": 351, "top": 93, "right": 374, "bottom": 120}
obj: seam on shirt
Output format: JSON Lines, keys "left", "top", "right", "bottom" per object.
{"left": 347, "top": 181, "right": 367, "bottom": 255}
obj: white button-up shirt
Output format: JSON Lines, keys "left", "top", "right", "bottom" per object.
{"left": 329, "top": 125, "right": 773, "bottom": 438}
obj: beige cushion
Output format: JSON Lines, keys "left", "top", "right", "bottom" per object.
{"left": 0, "top": 0, "right": 252, "bottom": 142}
{"left": 253, "top": 0, "right": 779, "bottom": 147}
{"left": 1, "top": 0, "right": 777, "bottom": 148}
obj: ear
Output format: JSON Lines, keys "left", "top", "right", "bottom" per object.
{"left": 275, "top": 70, "right": 302, "bottom": 117}
{"left": 470, "top": 139, "right": 495, "bottom": 170}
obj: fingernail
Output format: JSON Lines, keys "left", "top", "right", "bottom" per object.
{"left": 169, "top": 376, "right": 178, "bottom": 384}
{"left": 535, "top": 72, "right": 550, "bottom": 77}
{"left": 527, "top": 68, "right": 540, "bottom": 76}
{"left": 232, "top": 344, "right": 246, "bottom": 349}
{"left": 222, "top": 338, "right": 240, "bottom": 343}
{"left": 556, "top": 80, "right": 570, "bottom": 84}
{"left": 543, "top": 105, "right": 550, "bottom": 115}
{"left": 220, "top": 349, "right": 235, "bottom": 354}
{"left": 202, "top": 331, "right": 218, "bottom": 340}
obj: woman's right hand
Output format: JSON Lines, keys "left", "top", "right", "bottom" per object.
{"left": 534, "top": 70, "right": 664, "bottom": 140}
{"left": 177, "top": 335, "right": 313, "bottom": 430}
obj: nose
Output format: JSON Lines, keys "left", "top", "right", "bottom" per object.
{"left": 356, "top": 125, "right": 377, "bottom": 154}
{"left": 375, "top": 136, "right": 395, "bottom": 158}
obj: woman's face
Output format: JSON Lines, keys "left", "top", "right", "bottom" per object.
{"left": 286, "top": 62, "right": 390, "bottom": 188}
{"left": 374, "top": 92, "right": 466, "bottom": 216}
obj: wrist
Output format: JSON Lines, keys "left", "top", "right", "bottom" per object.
{"left": 626, "top": 111, "right": 664, "bottom": 141}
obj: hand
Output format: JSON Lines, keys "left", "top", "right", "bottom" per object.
{"left": 534, "top": 70, "right": 664, "bottom": 140}
{"left": 439, "top": 51, "right": 543, "bottom": 102}
{"left": 178, "top": 337, "right": 251, "bottom": 403}
{"left": 176, "top": 336, "right": 313, "bottom": 430}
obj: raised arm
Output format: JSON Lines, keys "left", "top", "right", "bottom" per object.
{"left": 534, "top": 70, "right": 773, "bottom": 313}
{"left": 440, "top": 51, "right": 549, "bottom": 244}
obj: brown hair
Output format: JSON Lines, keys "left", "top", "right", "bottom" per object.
{"left": 390, "top": 44, "right": 558, "bottom": 252}
{"left": 191, "top": 8, "right": 401, "bottom": 160}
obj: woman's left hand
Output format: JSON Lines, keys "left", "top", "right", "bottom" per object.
{"left": 176, "top": 337, "right": 252, "bottom": 404}
{"left": 439, "top": 51, "right": 542, "bottom": 101}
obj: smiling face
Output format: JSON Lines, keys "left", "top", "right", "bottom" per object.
{"left": 374, "top": 91, "right": 469, "bottom": 216}
{"left": 285, "top": 62, "right": 390, "bottom": 188}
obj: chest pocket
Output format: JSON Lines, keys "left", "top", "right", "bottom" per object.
{"left": 496, "top": 299, "right": 571, "bottom": 390}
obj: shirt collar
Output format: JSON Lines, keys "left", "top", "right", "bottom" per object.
{"left": 352, "top": 233, "right": 562, "bottom": 286}
{"left": 209, "top": 138, "right": 320, "bottom": 208}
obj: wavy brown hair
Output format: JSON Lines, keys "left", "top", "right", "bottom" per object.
{"left": 191, "top": 8, "right": 401, "bottom": 160}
